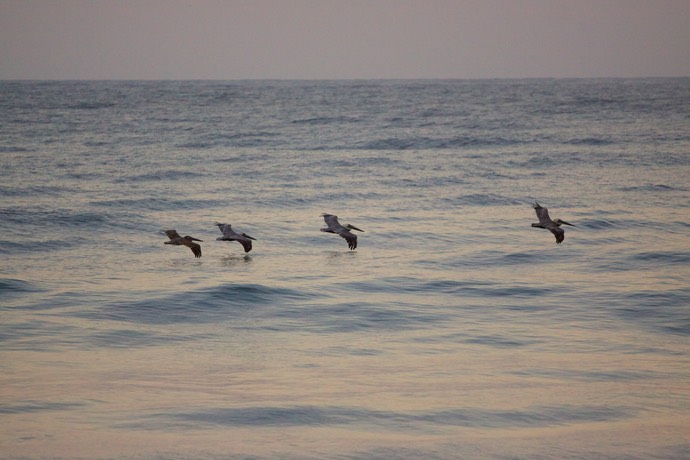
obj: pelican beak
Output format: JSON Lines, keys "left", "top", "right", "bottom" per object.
{"left": 242, "top": 233, "right": 257, "bottom": 240}
{"left": 560, "top": 220, "right": 575, "bottom": 226}
{"left": 190, "top": 237, "right": 203, "bottom": 242}
{"left": 348, "top": 225, "right": 364, "bottom": 232}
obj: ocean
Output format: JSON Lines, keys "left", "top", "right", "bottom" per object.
{"left": 1, "top": 79, "right": 689, "bottom": 459}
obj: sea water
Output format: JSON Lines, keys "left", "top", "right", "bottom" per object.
{"left": 1, "top": 79, "right": 689, "bottom": 459}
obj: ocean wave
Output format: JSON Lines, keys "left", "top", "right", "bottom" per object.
{"left": 442, "top": 248, "right": 579, "bottom": 271}
{"left": 628, "top": 251, "right": 690, "bottom": 265}
{"left": 0, "top": 207, "right": 111, "bottom": 228}
{"left": 0, "top": 238, "right": 79, "bottom": 255}
{"left": 463, "top": 334, "right": 540, "bottom": 348}
{"left": 115, "top": 169, "right": 207, "bottom": 182}
{"left": 61, "top": 171, "right": 107, "bottom": 181}
{"left": 579, "top": 217, "right": 687, "bottom": 235}
{"left": 0, "top": 278, "right": 44, "bottom": 299}
{"left": 566, "top": 137, "right": 613, "bottom": 146}
{"left": 578, "top": 219, "right": 620, "bottom": 229}
{"left": 511, "top": 368, "right": 659, "bottom": 382}
{"left": 85, "top": 329, "right": 207, "bottom": 349}
{"left": 0, "top": 145, "right": 33, "bottom": 153}
{"left": 442, "top": 193, "right": 522, "bottom": 206}
{"left": 338, "top": 277, "right": 554, "bottom": 299}
{"left": 314, "top": 155, "right": 403, "bottom": 168}
{"left": 617, "top": 184, "right": 686, "bottom": 193}
{"left": 65, "top": 101, "right": 116, "bottom": 110}
{"left": 423, "top": 280, "right": 554, "bottom": 299}
{"left": 125, "top": 403, "right": 633, "bottom": 430}
{"left": 268, "top": 300, "right": 450, "bottom": 333}
{"left": 291, "top": 115, "right": 361, "bottom": 125}
{"left": 75, "top": 283, "right": 316, "bottom": 325}
{"left": 213, "top": 151, "right": 274, "bottom": 163}
{"left": 609, "top": 288, "right": 690, "bottom": 335}
{"left": 0, "top": 184, "right": 76, "bottom": 197}
{"left": 90, "top": 197, "right": 225, "bottom": 212}
{"left": 411, "top": 330, "right": 542, "bottom": 348}
{"left": 353, "top": 135, "right": 523, "bottom": 150}
{"left": 0, "top": 318, "right": 84, "bottom": 351}
{"left": 0, "top": 401, "right": 87, "bottom": 415}
{"left": 176, "top": 131, "right": 280, "bottom": 149}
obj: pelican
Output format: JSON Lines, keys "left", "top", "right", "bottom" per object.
{"left": 215, "top": 222, "right": 256, "bottom": 253}
{"left": 164, "top": 230, "right": 203, "bottom": 258}
{"left": 320, "top": 213, "right": 363, "bottom": 250}
{"left": 531, "top": 202, "right": 574, "bottom": 244}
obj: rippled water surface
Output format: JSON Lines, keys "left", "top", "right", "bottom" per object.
{"left": 1, "top": 79, "right": 689, "bottom": 459}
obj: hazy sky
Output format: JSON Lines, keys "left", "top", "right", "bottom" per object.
{"left": 1, "top": 0, "right": 689, "bottom": 80}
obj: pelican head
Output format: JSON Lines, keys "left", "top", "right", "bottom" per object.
{"left": 346, "top": 224, "right": 364, "bottom": 232}
{"left": 554, "top": 219, "right": 574, "bottom": 227}
{"left": 241, "top": 232, "right": 257, "bottom": 240}
{"left": 185, "top": 236, "right": 203, "bottom": 242}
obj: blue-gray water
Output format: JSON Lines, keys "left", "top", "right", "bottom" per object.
{"left": 1, "top": 79, "right": 689, "bottom": 459}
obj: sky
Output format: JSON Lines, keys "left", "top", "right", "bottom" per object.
{"left": 1, "top": 0, "right": 689, "bottom": 80}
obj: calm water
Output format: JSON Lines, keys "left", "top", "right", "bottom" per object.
{"left": 1, "top": 79, "right": 689, "bottom": 459}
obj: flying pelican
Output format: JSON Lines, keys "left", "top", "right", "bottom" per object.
{"left": 215, "top": 222, "right": 256, "bottom": 253}
{"left": 531, "top": 202, "right": 574, "bottom": 244}
{"left": 320, "top": 213, "right": 363, "bottom": 250}
{"left": 164, "top": 230, "right": 203, "bottom": 258}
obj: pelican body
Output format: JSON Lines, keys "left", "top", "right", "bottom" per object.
{"left": 531, "top": 202, "right": 574, "bottom": 244}
{"left": 320, "top": 213, "right": 363, "bottom": 250}
{"left": 215, "top": 222, "right": 256, "bottom": 253}
{"left": 164, "top": 230, "right": 203, "bottom": 258}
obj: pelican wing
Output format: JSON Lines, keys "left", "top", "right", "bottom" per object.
{"left": 186, "top": 241, "right": 202, "bottom": 258}
{"left": 165, "top": 229, "right": 182, "bottom": 241}
{"left": 547, "top": 225, "right": 565, "bottom": 244}
{"left": 338, "top": 229, "right": 358, "bottom": 250}
{"left": 238, "top": 237, "right": 253, "bottom": 253}
{"left": 216, "top": 223, "right": 236, "bottom": 239}
{"left": 322, "top": 214, "right": 344, "bottom": 231}
{"left": 532, "top": 203, "right": 553, "bottom": 226}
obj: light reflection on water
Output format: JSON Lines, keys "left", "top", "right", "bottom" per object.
{"left": 4, "top": 220, "right": 689, "bottom": 459}
{"left": 4, "top": 204, "right": 690, "bottom": 459}
{"left": 1, "top": 79, "right": 690, "bottom": 459}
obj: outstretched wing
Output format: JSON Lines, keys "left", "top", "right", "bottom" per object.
{"left": 533, "top": 203, "right": 553, "bottom": 226}
{"left": 188, "top": 242, "right": 202, "bottom": 258}
{"left": 216, "top": 223, "right": 235, "bottom": 239}
{"left": 322, "top": 214, "right": 342, "bottom": 231}
{"left": 337, "top": 229, "right": 357, "bottom": 250}
{"left": 165, "top": 229, "right": 182, "bottom": 240}
{"left": 548, "top": 225, "right": 565, "bottom": 244}
{"left": 238, "top": 238, "right": 253, "bottom": 253}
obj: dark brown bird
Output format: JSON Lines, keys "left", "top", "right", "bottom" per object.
{"left": 215, "top": 222, "right": 256, "bottom": 253}
{"left": 531, "top": 202, "right": 574, "bottom": 244}
{"left": 164, "top": 230, "right": 203, "bottom": 258}
{"left": 320, "top": 213, "right": 363, "bottom": 250}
